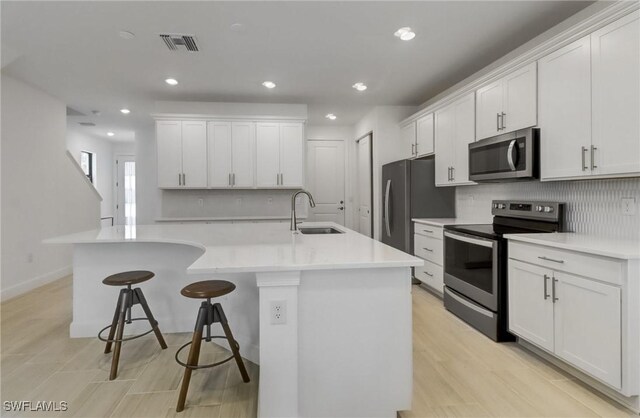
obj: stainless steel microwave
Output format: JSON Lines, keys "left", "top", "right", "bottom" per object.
{"left": 468, "top": 128, "right": 539, "bottom": 182}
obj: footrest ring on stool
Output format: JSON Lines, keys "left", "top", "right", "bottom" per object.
{"left": 98, "top": 318, "right": 157, "bottom": 343}
{"left": 175, "top": 336, "right": 241, "bottom": 370}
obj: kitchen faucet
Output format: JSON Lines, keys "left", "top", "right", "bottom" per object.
{"left": 290, "top": 190, "right": 316, "bottom": 231}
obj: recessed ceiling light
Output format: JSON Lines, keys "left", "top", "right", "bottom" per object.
{"left": 165, "top": 78, "right": 179, "bottom": 86}
{"left": 107, "top": 132, "right": 115, "bottom": 137}
{"left": 326, "top": 113, "right": 337, "bottom": 120}
{"left": 394, "top": 27, "right": 416, "bottom": 41}
{"left": 230, "top": 23, "right": 245, "bottom": 32}
{"left": 119, "top": 31, "right": 135, "bottom": 40}
{"left": 262, "top": 81, "right": 276, "bottom": 89}
{"left": 352, "top": 82, "right": 367, "bottom": 91}
{"left": 120, "top": 108, "right": 130, "bottom": 114}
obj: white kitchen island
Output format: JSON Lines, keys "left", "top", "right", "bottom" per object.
{"left": 47, "top": 222, "right": 422, "bottom": 418}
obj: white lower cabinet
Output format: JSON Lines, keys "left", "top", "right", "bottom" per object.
{"left": 413, "top": 223, "right": 445, "bottom": 294}
{"left": 508, "top": 242, "right": 629, "bottom": 393}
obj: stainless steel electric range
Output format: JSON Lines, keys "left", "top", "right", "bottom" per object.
{"left": 443, "top": 200, "right": 564, "bottom": 342}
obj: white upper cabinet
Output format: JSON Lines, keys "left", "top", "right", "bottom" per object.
{"left": 256, "top": 122, "right": 304, "bottom": 188}
{"left": 539, "top": 36, "right": 592, "bottom": 180}
{"left": 539, "top": 11, "right": 640, "bottom": 181}
{"left": 591, "top": 11, "right": 640, "bottom": 177}
{"left": 435, "top": 92, "right": 476, "bottom": 187}
{"left": 156, "top": 120, "right": 183, "bottom": 188}
{"left": 401, "top": 122, "right": 417, "bottom": 158}
{"left": 476, "top": 62, "right": 537, "bottom": 140}
{"left": 416, "top": 113, "right": 435, "bottom": 157}
{"left": 157, "top": 120, "right": 207, "bottom": 188}
{"left": 280, "top": 123, "right": 304, "bottom": 187}
{"left": 208, "top": 121, "right": 254, "bottom": 188}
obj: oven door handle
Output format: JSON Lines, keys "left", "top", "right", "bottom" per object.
{"left": 444, "top": 231, "right": 495, "bottom": 248}
{"left": 507, "top": 139, "right": 517, "bottom": 171}
{"left": 445, "top": 287, "right": 494, "bottom": 318}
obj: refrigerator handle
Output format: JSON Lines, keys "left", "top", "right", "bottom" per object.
{"left": 384, "top": 179, "right": 392, "bottom": 238}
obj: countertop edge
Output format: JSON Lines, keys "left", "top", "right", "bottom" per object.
{"left": 505, "top": 233, "right": 640, "bottom": 260}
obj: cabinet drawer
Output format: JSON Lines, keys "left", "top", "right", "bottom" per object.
{"left": 415, "top": 260, "right": 444, "bottom": 294}
{"left": 509, "top": 241, "right": 623, "bottom": 285}
{"left": 414, "top": 224, "right": 443, "bottom": 240}
{"left": 414, "top": 234, "right": 443, "bottom": 265}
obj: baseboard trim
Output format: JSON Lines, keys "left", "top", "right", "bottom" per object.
{"left": 0, "top": 266, "right": 72, "bottom": 302}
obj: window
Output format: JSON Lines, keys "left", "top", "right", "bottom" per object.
{"left": 80, "top": 151, "right": 94, "bottom": 183}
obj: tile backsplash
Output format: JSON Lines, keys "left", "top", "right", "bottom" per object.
{"left": 455, "top": 178, "right": 640, "bottom": 240}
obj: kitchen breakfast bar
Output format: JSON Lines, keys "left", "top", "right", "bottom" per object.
{"left": 46, "top": 222, "right": 422, "bottom": 418}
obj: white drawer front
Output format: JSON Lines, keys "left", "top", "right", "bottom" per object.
{"left": 414, "top": 234, "right": 443, "bottom": 265}
{"left": 509, "top": 241, "right": 623, "bottom": 286}
{"left": 415, "top": 260, "right": 444, "bottom": 293}
{"left": 414, "top": 224, "right": 443, "bottom": 240}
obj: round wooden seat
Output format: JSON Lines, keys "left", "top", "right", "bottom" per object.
{"left": 102, "top": 270, "right": 155, "bottom": 286}
{"left": 181, "top": 280, "right": 236, "bottom": 299}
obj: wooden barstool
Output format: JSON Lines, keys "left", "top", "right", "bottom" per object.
{"left": 175, "top": 280, "right": 250, "bottom": 412}
{"left": 98, "top": 270, "right": 167, "bottom": 380}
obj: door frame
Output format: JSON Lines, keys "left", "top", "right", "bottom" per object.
{"left": 114, "top": 154, "right": 135, "bottom": 225}
{"left": 355, "top": 131, "right": 374, "bottom": 237}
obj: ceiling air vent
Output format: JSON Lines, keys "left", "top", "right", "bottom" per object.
{"left": 160, "top": 34, "right": 199, "bottom": 52}
{"left": 79, "top": 122, "right": 96, "bottom": 126}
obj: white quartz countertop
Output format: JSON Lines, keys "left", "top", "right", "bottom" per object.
{"left": 412, "top": 218, "right": 476, "bottom": 227}
{"left": 505, "top": 232, "right": 640, "bottom": 260}
{"left": 155, "top": 215, "right": 295, "bottom": 222}
{"left": 46, "top": 222, "right": 423, "bottom": 273}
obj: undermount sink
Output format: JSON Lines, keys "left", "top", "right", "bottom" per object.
{"left": 298, "top": 227, "right": 344, "bottom": 235}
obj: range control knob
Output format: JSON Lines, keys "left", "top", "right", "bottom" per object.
{"left": 497, "top": 203, "right": 506, "bottom": 209}
{"left": 535, "top": 205, "right": 544, "bottom": 212}
{"left": 543, "top": 206, "right": 554, "bottom": 213}
{"left": 492, "top": 203, "right": 498, "bottom": 209}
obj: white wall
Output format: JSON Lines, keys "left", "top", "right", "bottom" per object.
{"left": 1, "top": 74, "right": 100, "bottom": 300}
{"left": 349, "top": 106, "right": 416, "bottom": 238}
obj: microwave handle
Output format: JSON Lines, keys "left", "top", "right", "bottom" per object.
{"left": 507, "top": 139, "right": 517, "bottom": 171}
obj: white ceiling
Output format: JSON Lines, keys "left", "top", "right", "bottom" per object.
{"left": 2, "top": 1, "right": 593, "bottom": 141}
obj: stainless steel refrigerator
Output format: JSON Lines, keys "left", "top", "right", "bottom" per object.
{"left": 381, "top": 157, "right": 455, "bottom": 254}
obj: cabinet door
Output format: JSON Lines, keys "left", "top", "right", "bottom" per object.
{"left": 416, "top": 114, "right": 434, "bottom": 156}
{"left": 256, "top": 123, "right": 281, "bottom": 187}
{"left": 280, "top": 123, "right": 304, "bottom": 188}
{"left": 554, "top": 271, "right": 621, "bottom": 389}
{"left": 508, "top": 260, "right": 555, "bottom": 352}
{"left": 231, "top": 122, "right": 255, "bottom": 187}
{"left": 502, "top": 62, "right": 537, "bottom": 133}
{"left": 434, "top": 104, "right": 455, "bottom": 187}
{"left": 207, "top": 121, "right": 232, "bottom": 188}
{"left": 475, "top": 79, "right": 503, "bottom": 140}
{"left": 451, "top": 92, "right": 475, "bottom": 186}
{"left": 591, "top": 11, "right": 640, "bottom": 176}
{"left": 401, "top": 122, "right": 417, "bottom": 157}
{"left": 539, "top": 36, "right": 592, "bottom": 180}
{"left": 181, "top": 121, "right": 208, "bottom": 188}
{"left": 156, "top": 120, "right": 183, "bottom": 188}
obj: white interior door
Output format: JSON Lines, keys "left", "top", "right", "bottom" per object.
{"left": 306, "top": 140, "right": 345, "bottom": 224}
{"left": 357, "top": 135, "right": 372, "bottom": 237}
{"left": 115, "top": 155, "right": 136, "bottom": 226}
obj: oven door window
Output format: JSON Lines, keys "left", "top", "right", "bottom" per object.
{"left": 469, "top": 137, "right": 526, "bottom": 176}
{"left": 445, "top": 235, "right": 495, "bottom": 294}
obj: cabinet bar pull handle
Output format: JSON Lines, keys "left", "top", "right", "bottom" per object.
{"left": 423, "top": 229, "right": 434, "bottom": 234}
{"left": 552, "top": 277, "right": 559, "bottom": 303}
{"left": 451, "top": 166, "right": 455, "bottom": 181}
{"left": 424, "top": 271, "right": 433, "bottom": 277}
{"left": 415, "top": 143, "right": 418, "bottom": 155}
{"left": 497, "top": 113, "right": 501, "bottom": 131}
{"left": 232, "top": 173, "right": 235, "bottom": 186}
{"left": 538, "top": 256, "right": 564, "bottom": 264}
{"left": 501, "top": 112, "right": 506, "bottom": 130}
{"left": 182, "top": 173, "right": 186, "bottom": 185}
{"left": 591, "top": 145, "right": 597, "bottom": 169}
{"left": 582, "top": 146, "right": 589, "bottom": 171}
{"left": 422, "top": 247, "right": 433, "bottom": 252}
{"left": 543, "top": 274, "right": 550, "bottom": 300}
{"left": 228, "top": 173, "right": 231, "bottom": 186}
{"left": 178, "top": 173, "right": 182, "bottom": 186}
{"left": 411, "top": 143, "right": 415, "bottom": 156}
{"left": 280, "top": 173, "right": 284, "bottom": 185}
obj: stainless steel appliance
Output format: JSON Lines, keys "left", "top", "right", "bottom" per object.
{"left": 468, "top": 128, "right": 539, "bottom": 182}
{"left": 382, "top": 157, "right": 455, "bottom": 254}
{"left": 443, "top": 200, "right": 564, "bottom": 341}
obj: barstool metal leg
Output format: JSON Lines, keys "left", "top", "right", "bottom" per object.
{"left": 176, "top": 303, "right": 207, "bottom": 412}
{"left": 135, "top": 288, "right": 168, "bottom": 350}
{"left": 109, "top": 289, "right": 130, "bottom": 380}
{"left": 216, "top": 304, "right": 250, "bottom": 383}
{"left": 104, "top": 289, "right": 125, "bottom": 354}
